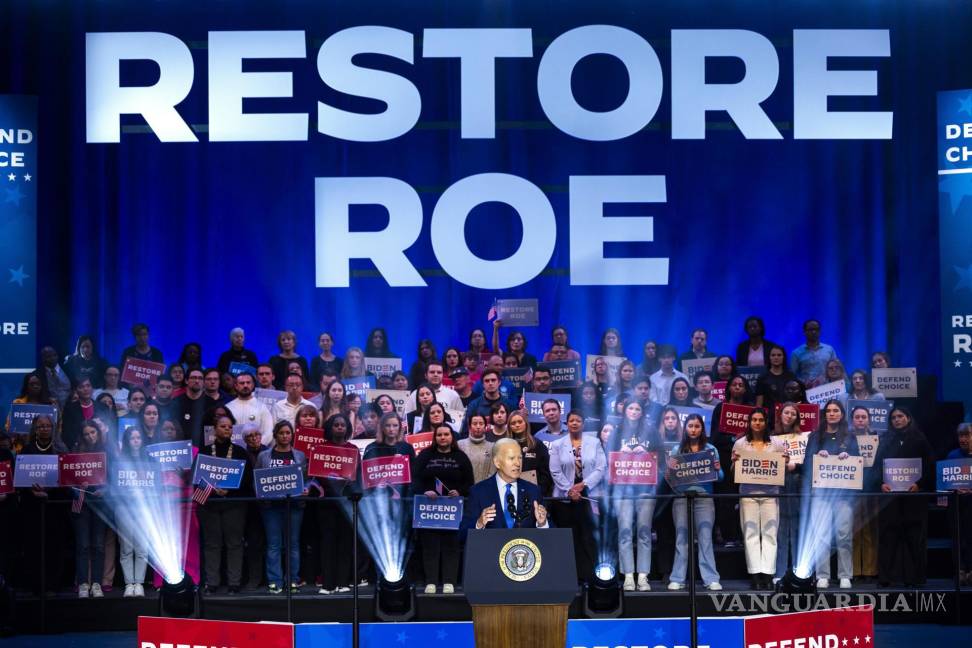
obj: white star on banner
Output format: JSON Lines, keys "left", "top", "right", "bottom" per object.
{"left": 24, "top": 173, "right": 31, "bottom": 181}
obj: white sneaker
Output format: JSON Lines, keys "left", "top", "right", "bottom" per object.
{"left": 424, "top": 583, "right": 437, "bottom": 594}
{"left": 637, "top": 574, "right": 651, "bottom": 591}
{"left": 359, "top": 579, "right": 369, "bottom": 586}
{"left": 78, "top": 583, "right": 90, "bottom": 599}
{"left": 772, "top": 577, "right": 781, "bottom": 585}
{"left": 123, "top": 584, "right": 134, "bottom": 597}
{"left": 318, "top": 587, "right": 332, "bottom": 595}
{"left": 706, "top": 582, "right": 723, "bottom": 591}
{"left": 839, "top": 578, "right": 852, "bottom": 589}
{"left": 816, "top": 578, "right": 830, "bottom": 589}
{"left": 623, "top": 574, "right": 635, "bottom": 591}
{"left": 134, "top": 584, "right": 145, "bottom": 597}
{"left": 443, "top": 583, "right": 455, "bottom": 594}
{"left": 335, "top": 586, "right": 351, "bottom": 593}
{"left": 90, "top": 583, "right": 104, "bottom": 598}
{"left": 667, "top": 581, "right": 685, "bottom": 591}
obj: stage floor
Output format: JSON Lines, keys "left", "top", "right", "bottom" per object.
{"left": 10, "top": 579, "right": 970, "bottom": 634}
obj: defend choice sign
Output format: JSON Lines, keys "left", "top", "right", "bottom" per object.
{"left": 883, "top": 457, "right": 922, "bottom": 491}
{"left": 666, "top": 450, "right": 719, "bottom": 487}
{"left": 255, "top": 464, "right": 304, "bottom": 499}
{"left": 540, "top": 360, "right": 581, "bottom": 389}
{"left": 718, "top": 403, "right": 755, "bottom": 436}
{"left": 607, "top": 451, "right": 658, "bottom": 485}
{"left": 412, "top": 495, "right": 463, "bottom": 529}
{"left": 811, "top": 455, "right": 864, "bottom": 490}
{"left": 871, "top": 367, "right": 918, "bottom": 398}
{"left": 846, "top": 399, "right": 894, "bottom": 433}
{"left": 806, "top": 379, "right": 846, "bottom": 405}
{"left": 856, "top": 434, "right": 880, "bottom": 468}
{"left": 733, "top": 451, "right": 785, "bottom": 487}
{"left": 58, "top": 452, "right": 107, "bottom": 486}
{"left": 361, "top": 455, "right": 411, "bottom": 489}
{"left": 307, "top": 443, "right": 358, "bottom": 480}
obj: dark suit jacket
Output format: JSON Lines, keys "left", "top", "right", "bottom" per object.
{"left": 61, "top": 400, "right": 111, "bottom": 450}
{"left": 461, "top": 476, "right": 548, "bottom": 538}
{"left": 734, "top": 339, "right": 780, "bottom": 368}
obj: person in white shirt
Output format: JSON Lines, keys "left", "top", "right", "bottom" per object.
{"left": 226, "top": 373, "right": 274, "bottom": 445}
{"left": 272, "top": 373, "right": 314, "bottom": 426}
{"left": 404, "top": 361, "right": 462, "bottom": 413}
{"left": 650, "top": 345, "right": 688, "bottom": 405}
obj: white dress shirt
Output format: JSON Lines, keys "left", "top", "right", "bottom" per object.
{"left": 272, "top": 397, "right": 315, "bottom": 426}
{"left": 404, "top": 384, "right": 462, "bottom": 413}
{"left": 489, "top": 473, "right": 549, "bottom": 529}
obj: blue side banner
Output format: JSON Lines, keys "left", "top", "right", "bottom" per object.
{"left": 296, "top": 617, "right": 744, "bottom": 648}
{"left": 938, "top": 89, "right": 972, "bottom": 416}
{"left": 0, "top": 95, "right": 37, "bottom": 373}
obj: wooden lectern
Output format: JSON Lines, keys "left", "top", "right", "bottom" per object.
{"left": 464, "top": 528, "right": 577, "bottom": 648}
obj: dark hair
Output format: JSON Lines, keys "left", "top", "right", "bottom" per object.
{"left": 365, "top": 327, "right": 392, "bottom": 357}
{"left": 668, "top": 377, "right": 694, "bottom": 406}
{"left": 566, "top": 409, "right": 585, "bottom": 423}
{"left": 505, "top": 330, "right": 528, "bottom": 352}
{"left": 743, "top": 316, "right": 765, "bottom": 337}
{"left": 121, "top": 425, "right": 146, "bottom": 458}
{"left": 75, "top": 420, "right": 105, "bottom": 453}
{"left": 745, "top": 407, "right": 770, "bottom": 442}
{"left": 849, "top": 369, "right": 878, "bottom": 395}
{"left": 888, "top": 405, "right": 918, "bottom": 435}
{"left": 599, "top": 328, "right": 624, "bottom": 355}
{"left": 815, "top": 399, "right": 849, "bottom": 443}
{"left": 203, "top": 367, "right": 221, "bottom": 379}
{"left": 679, "top": 414, "right": 709, "bottom": 453}
{"left": 541, "top": 398, "right": 562, "bottom": 411}
{"left": 767, "top": 344, "right": 788, "bottom": 366}
{"left": 656, "top": 344, "right": 677, "bottom": 359}
{"left": 481, "top": 368, "right": 502, "bottom": 383}
{"left": 532, "top": 366, "right": 551, "bottom": 378}
{"left": 96, "top": 391, "right": 117, "bottom": 413}
{"left": 420, "top": 402, "right": 453, "bottom": 432}
{"left": 178, "top": 342, "right": 203, "bottom": 368}
{"left": 692, "top": 370, "right": 714, "bottom": 386}
{"left": 712, "top": 355, "right": 737, "bottom": 380}
{"left": 725, "top": 374, "right": 754, "bottom": 404}
{"left": 357, "top": 402, "right": 381, "bottom": 419}
{"left": 803, "top": 319, "right": 821, "bottom": 330}
{"left": 429, "top": 424, "right": 458, "bottom": 451}
{"left": 203, "top": 404, "right": 236, "bottom": 427}
{"left": 468, "top": 413, "right": 488, "bottom": 429}
{"left": 323, "top": 413, "right": 352, "bottom": 443}
{"left": 489, "top": 401, "right": 510, "bottom": 417}
{"left": 272, "top": 420, "right": 294, "bottom": 443}
{"left": 73, "top": 334, "right": 96, "bottom": 356}
{"left": 18, "top": 369, "right": 51, "bottom": 402}
{"left": 131, "top": 323, "right": 149, "bottom": 335}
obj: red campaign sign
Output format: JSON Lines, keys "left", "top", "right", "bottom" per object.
{"left": 361, "top": 455, "right": 411, "bottom": 489}
{"left": 775, "top": 402, "right": 820, "bottom": 432}
{"left": 607, "top": 451, "right": 658, "bottom": 485}
{"left": 294, "top": 426, "right": 325, "bottom": 454}
{"left": 744, "top": 606, "right": 874, "bottom": 648}
{"left": 711, "top": 380, "right": 727, "bottom": 401}
{"left": 58, "top": 452, "right": 107, "bottom": 487}
{"left": 121, "top": 357, "right": 166, "bottom": 392}
{"left": 719, "top": 403, "right": 756, "bottom": 436}
{"left": 138, "top": 616, "right": 293, "bottom": 648}
{"left": 405, "top": 432, "right": 434, "bottom": 455}
{"left": 0, "top": 460, "right": 12, "bottom": 495}
{"left": 307, "top": 443, "right": 359, "bottom": 480}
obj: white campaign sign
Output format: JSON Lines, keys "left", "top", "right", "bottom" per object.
{"left": 811, "top": 455, "right": 864, "bottom": 490}
{"left": 871, "top": 367, "right": 918, "bottom": 398}
{"left": 778, "top": 432, "right": 810, "bottom": 465}
{"left": 806, "top": 379, "right": 846, "bottom": 405}
{"left": 856, "top": 434, "right": 880, "bottom": 468}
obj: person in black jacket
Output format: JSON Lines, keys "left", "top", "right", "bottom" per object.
{"left": 61, "top": 377, "right": 111, "bottom": 450}
{"left": 64, "top": 335, "right": 108, "bottom": 389}
{"left": 197, "top": 413, "right": 253, "bottom": 594}
{"left": 734, "top": 316, "right": 780, "bottom": 368}
{"left": 413, "top": 424, "right": 474, "bottom": 594}
{"left": 216, "top": 328, "right": 259, "bottom": 376}
{"left": 507, "top": 410, "right": 552, "bottom": 497}
{"left": 874, "top": 406, "right": 935, "bottom": 587}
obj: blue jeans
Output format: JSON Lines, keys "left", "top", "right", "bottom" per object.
{"left": 776, "top": 474, "right": 801, "bottom": 578}
{"left": 617, "top": 496, "right": 656, "bottom": 574}
{"left": 71, "top": 505, "right": 106, "bottom": 584}
{"left": 671, "top": 496, "right": 720, "bottom": 586}
{"left": 261, "top": 505, "right": 303, "bottom": 587}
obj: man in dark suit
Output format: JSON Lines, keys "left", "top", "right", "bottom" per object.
{"left": 463, "top": 438, "right": 550, "bottom": 533}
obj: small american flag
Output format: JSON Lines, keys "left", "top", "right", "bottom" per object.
{"left": 71, "top": 489, "right": 85, "bottom": 514}
{"left": 192, "top": 479, "right": 214, "bottom": 506}
{"left": 487, "top": 299, "right": 498, "bottom": 322}
{"left": 434, "top": 478, "right": 447, "bottom": 496}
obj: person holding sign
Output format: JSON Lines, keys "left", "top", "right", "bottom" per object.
{"left": 667, "top": 414, "right": 723, "bottom": 591}
{"left": 754, "top": 346, "right": 797, "bottom": 421}
{"left": 316, "top": 413, "right": 364, "bottom": 595}
{"left": 256, "top": 421, "right": 308, "bottom": 594}
{"left": 874, "top": 407, "right": 935, "bottom": 588}
{"left": 772, "top": 403, "right": 804, "bottom": 583}
{"left": 711, "top": 375, "right": 754, "bottom": 548}
{"left": 505, "top": 410, "right": 552, "bottom": 496}
{"left": 731, "top": 409, "right": 788, "bottom": 590}
{"left": 803, "top": 400, "right": 860, "bottom": 589}
{"left": 413, "top": 424, "right": 474, "bottom": 594}
{"left": 848, "top": 406, "right": 880, "bottom": 582}
{"left": 4, "top": 370, "right": 59, "bottom": 446}
{"left": 70, "top": 421, "right": 108, "bottom": 598}
{"left": 113, "top": 426, "right": 151, "bottom": 597}
{"left": 197, "top": 414, "right": 253, "bottom": 595}
{"left": 364, "top": 412, "right": 416, "bottom": 497}
{"left": 550, "top": 410, "right": 606, "bottom": 585}
{"left": 611, "top": 401, "right": 663, "bottom": 591}
{"left": 492, "top": 324, "right": 538, "bottom": 369}
{"left": 946, "top": 424, "right": 972, "bottom": 585}
{"left": 18, "top": 415, "right": 69, "bottom": 595}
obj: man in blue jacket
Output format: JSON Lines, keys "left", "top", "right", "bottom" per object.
{"left": 463, "top": 438, "right": 550, "bottom": 533}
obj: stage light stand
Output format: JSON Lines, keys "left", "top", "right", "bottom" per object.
{"left": 375, "top": 573, "right": 415, "bottom": 622}
{"left": 159, "top": 573, "right": 198, "bottom": 618}
{"left": 775, "top": 569, "right": 817, "bottom": 595}
{"left": 584, "top": 562, "right": 623, "bottom": 618}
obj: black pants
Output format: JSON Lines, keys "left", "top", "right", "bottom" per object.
{"left": 654, "top": 500, "right": 676, "bottom": 579}
{"left": 419, "top": 529, "right": 460, "bottom": 585}
{"left": 198, "top": 501, "right": 246, "bottom": 587}
{"left": 20, "top": 497, "right": 67, "bottom": 593}
{"left": 958, "top": 493, "right": 972, "bottom": 571}
{"left": 244, "top": 503, "right": 265, "bottom": 587}
{"left": 317, "top": 499, "right": 369, "bottom": 589}
{"left": 551, "top": 499, "right": 597, "bottom": 582}
{"left": 878, "top": 495, "right": 928, "bottom": 585}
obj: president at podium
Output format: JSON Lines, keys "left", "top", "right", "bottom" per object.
{"left": 463, "top": 438, "right": 550, "bottom": 532}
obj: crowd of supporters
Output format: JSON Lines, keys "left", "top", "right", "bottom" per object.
{"left": 1, "top": 317, "right": 970, "bottom": 598}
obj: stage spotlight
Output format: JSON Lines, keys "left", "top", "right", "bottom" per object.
{"left": 584, "top": 562, "right": 622, "bottom": 618}
{"left": 775, "top": 569, "right": 816, "bottom": 595}
{"left": 375, "top": 573, "right": 415, "bottom": 622}
{"left": 159, "top": 574, "right": 198, "bottom": 618}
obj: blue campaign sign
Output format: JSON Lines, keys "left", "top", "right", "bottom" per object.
{"left": 540, "top": 360, "right": 581, "bottom": 389}
{"left": 846, "top": 399, "right": 894, "bottom": 433}
{"left": 146, "top": 440, "right": 193, "bottom": 471}
{"left": 883, "top": 457, "right": 922, "bottom": 491}
{"left": 736, "top": 365, "right": 767, "bottom": 391}
{"left": 501, "top": 367, "right": 533, "bottom": 398}
{"left": 671, "top": 405, "right": 710, "bottom": 431}
{"left": 342, "top": 376, "right": 376, "bottom": 395}
{"left": 0, "top": 95, "right": 37, "bottom": 373}
{"left": 523, "top": 391, "right": 571, "bottom": 423}
{"left": 496, "top": 298, "right": 539, "bottom": 327}
{"left": 295, "top": 617, "right": 743, "bottom": 648}
{"left": 192, "top": 454, "right": 246, "bottom": 489}
{"left": 8, "top": 403, "right": 58, "bottom": 434}
{"left": 254, "top": 464, "right": 304, "bottom": 499}
{"left": 666, "top": 450, "right": 719, "bottom": 488}
{"left": 937, "top": 458, "right": 972, "bottom": 491}
{"left": 229, "top": 362, "right": 256, "bottom": 377}
{"left": 13, "top": 454, "right": 58, "bottom": 487}
{"left": 412, "top": 495, "right": 463, "bottom": 529}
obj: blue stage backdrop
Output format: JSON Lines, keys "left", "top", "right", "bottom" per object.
{"left": 0, "top": 1, "right": 969, "bottom": 381}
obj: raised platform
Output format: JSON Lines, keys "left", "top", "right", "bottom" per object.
{"left": 12, "top": 580, "right": 970, "bottom": 634}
